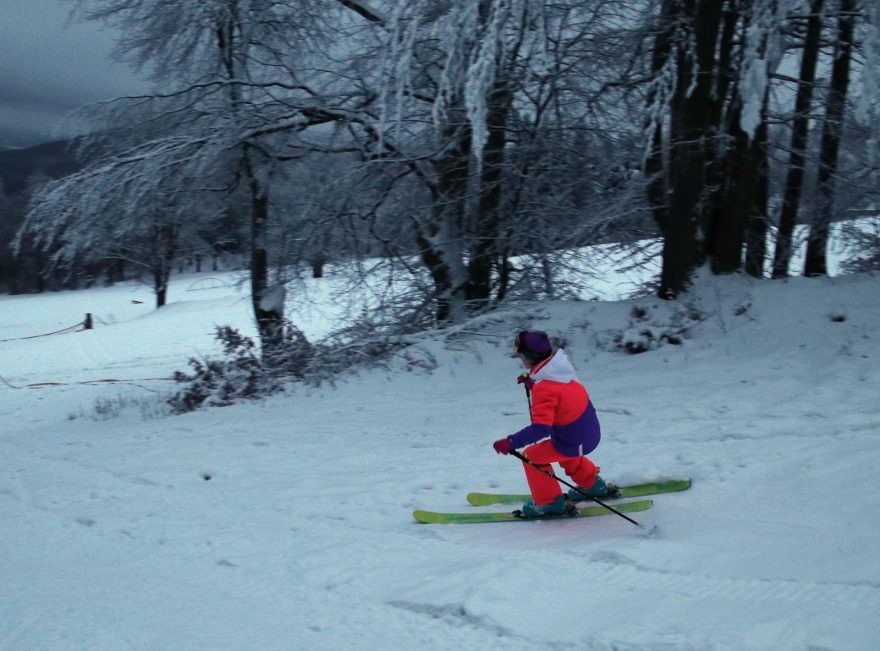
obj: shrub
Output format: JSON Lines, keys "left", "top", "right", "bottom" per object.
{"left": 168, "top": 326, "right": 284, "bottom": 412}
{"left": 608, "top": 304, "right": 703, "bottom": 354}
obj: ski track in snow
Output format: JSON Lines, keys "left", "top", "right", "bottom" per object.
{"left": 576, "top": 551, "right": 880, "bottom": 608}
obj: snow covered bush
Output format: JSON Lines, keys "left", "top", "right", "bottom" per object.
{"left": 168, "top": 314, "right": 431, "bottom": 411}
{"left": 169, "top": 326, "right": 287, "bottom": 412}
{"left": 839, "top": 219, "right": 880, "bottom": 274}
{"left": 607, "top": 304, "right": 704, "bottom": 354}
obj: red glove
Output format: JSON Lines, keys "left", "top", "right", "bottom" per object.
{"left": 517, "top": 373, "right": 535, "bottom": 391}
{"left": 493, "top": 437, "right": 512, "bottom": 455}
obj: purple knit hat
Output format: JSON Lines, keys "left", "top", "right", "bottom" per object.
{"left": 514, "top": 330, "right": 552, "bottom": 361}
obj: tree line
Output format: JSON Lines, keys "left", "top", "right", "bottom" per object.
{"left": 8, "top": 0, "right": 879, "bottom": 353}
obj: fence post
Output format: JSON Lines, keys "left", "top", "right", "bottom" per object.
{"left": 83, "top": 313, "right": 93, "bottom": 330}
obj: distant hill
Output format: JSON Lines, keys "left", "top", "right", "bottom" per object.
{"left": 0, "top": 139, "right": 80, "bottom": 196}
{"left": 0, "top": 126, "right": 56, "bottom": 151}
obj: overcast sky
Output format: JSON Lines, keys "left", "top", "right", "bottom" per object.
{"left": 0, "top": 0, "right": 150, "bottom": 148}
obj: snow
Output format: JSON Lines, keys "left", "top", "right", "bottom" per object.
{"left": 1, "top": 267, "right": 879, "bottom": 649}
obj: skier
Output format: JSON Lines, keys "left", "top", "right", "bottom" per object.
{"left": 492, "top": 330, "right": 607, "bottom": 517}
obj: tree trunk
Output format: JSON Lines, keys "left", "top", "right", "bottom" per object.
{"left": 495, "top": 253, "right": 511, "bottom": 303}
{"left": 422, "top": 115, "right": 471, "bottom": 324}
{"left": 416, "top": 231, "right": 456, "bottom": 324}
{"left": 244, "top": 152, "right": 284, "bottom": 353}
{"left": 643, "top": 0, "right": 678, "bottom": 238}
{"left": 744, "top": 97, "right": 770, "bottom": 278}
{"left": 702, "top": 0, "right": 745, "bottom": 261}
{"left": 660, "top": 0, "right": 725, "bottom": 298}
{"left": 710, "top": 97, "right": 751, "bottom": 273}
{"left": 107, "top": 258, "right": 126, "bottom": 285}
{"left": 771, "top": 0, "right": 824, "bottom": 278}
{"left": 154, "top": 267, "right": 169, "bottom": 308}
{"left": 466, "top": 88, "right": 512, "bottom": 308}
{"left": 216, "top": 7, "right": 285, "bottom": 353}
{"left": 804, "top": 0, "right": 855, "bottom": 277}
{"left": 152, "top": 223, "right": 177, "bottom": 309}
{"left": 311, "top": 256, "right": 325, "bottom": 279}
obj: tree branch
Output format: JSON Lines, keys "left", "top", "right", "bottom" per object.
{"left": 336, "top": 0, "right": 385, "bottom": 24}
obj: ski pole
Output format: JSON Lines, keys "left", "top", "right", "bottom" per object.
{"left": 520, "top": 374, "right": 532, "bottom": 410}
{"left": 509, "top": 449, "right": 643, "bottom": 528}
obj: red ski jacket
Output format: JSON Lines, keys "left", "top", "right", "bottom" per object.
{"left": 508, "top": 349, "right": 601, "bottom": 457}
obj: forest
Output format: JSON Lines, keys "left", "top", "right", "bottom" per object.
{"left": 4, "top": 0, "right": 879, "bottom": 354}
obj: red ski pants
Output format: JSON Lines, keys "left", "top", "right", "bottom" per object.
{"left": 521, "top": 439, "right": 600, "bottom": 505}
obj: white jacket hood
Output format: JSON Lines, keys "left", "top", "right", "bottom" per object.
{"left": 530, "top": 348, "right": 578, "bottom": 384}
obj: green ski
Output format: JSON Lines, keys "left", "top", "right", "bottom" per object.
{"left": 413, "top": 499, "right": 653, "bottom": 524}
{"left": 466, "top": 478, "right": 691, "bottom": 506}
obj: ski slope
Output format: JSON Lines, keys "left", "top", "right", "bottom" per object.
{"left": 1, "top": 269, "right": 878, "bottom": 649}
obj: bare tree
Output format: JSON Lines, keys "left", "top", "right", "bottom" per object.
{"left": 804, "top": 0, "right": 857, "bottom": 276}
{"left": 645, "top": 0, "right": 725, "bottom": 298}
{"left": 771, "top": 0, "right": 825, "bottom": 278}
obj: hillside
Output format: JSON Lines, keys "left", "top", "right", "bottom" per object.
{"left": 0, "top": 139, "right": 80, "bottom": 196}
{"left": 0, "top": 270, "right": 878, "bottom": 649}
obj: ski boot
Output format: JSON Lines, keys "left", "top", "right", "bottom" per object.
{"left": 567, "top": 476, "right": 610, "bottom": 502}
{"left": 519, "top": 495, "right": 569, "bottom": 518}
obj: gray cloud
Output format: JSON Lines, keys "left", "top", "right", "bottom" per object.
{"left": 0, "top": 0, "right": 150, "bottom": 147}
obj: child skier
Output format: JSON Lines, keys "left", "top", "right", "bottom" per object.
{"left": 492, "top": 330, "right": 607, "bottom": 517}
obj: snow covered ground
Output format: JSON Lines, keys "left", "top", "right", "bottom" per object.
{"left": 1, "top": 267, "right": 879, "bottom": 650}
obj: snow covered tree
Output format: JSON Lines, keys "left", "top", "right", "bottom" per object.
{"left": 640, "top": 0, "right": 873, "bottom": 288}
{"left": 18, "top": 0, "right": 352, "bottom": 352}
{"left": 17, "top": 160, "right": 219, "bottom": 307}
{"left": 349, "top": 0, "right": 648, "bottom": 322}
{"left": 736, "top": 0, "right": 781, "bottom": 278}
